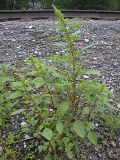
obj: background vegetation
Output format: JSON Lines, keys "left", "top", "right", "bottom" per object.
{"left": 0, "top": 0, "right": 120, "bottom": 10}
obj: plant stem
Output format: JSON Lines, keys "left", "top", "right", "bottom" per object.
{"left": 65, "top": 25, "right": 77, "bottom": 113}
{"left": 87, "top": 85, "right": 104, "bottom": 121}
{"left": 44, "top": 80, "right": 56, "bottom": 111}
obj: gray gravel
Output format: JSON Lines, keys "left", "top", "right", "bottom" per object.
{"left": 0, "top": 19, "right": 120, "bottom": 96}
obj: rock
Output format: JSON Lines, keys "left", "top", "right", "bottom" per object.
{"left": 95, "top": 123, "right": 99, "bottom": 127}
{"left": 21, "top": 121, "right": 27, "bottom": 126}
{"left": 29, "top": 25, "right": 33, "bottom": 29}
{"left": 97, "top": 153, "right": 102, "bottom": 158}
{"left": 85, "top": 38, "right": 89, "bottom": 43}
{"left": 23, "top": 142, "right": 27, "bottom": 148}
{"left": 83, "top": 75, "right": 89, "bottom": 79}
{"left": 12, "top": 39, "right": 15, "bottom": 42}
{"left": 111, "top": 89, "right": 114, "bottom": 93}
{"left": 49, "top": 108, "right": 54, "bottom": 112}
{"left": 93, "top": 57, "right": 97, "bottom": 61}
{"left": 25, "top": 135, "right": 30, "bottom": 140}
{"left": 117, "top": 104, "right": 120, "bottom": 109}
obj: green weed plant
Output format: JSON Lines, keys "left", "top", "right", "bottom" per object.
{"left": 0, "top": 5, "right": 117, "bottom": 160}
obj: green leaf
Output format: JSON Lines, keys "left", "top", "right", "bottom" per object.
{"left": 72, "top": 30, "right": 81, "bottom": 36}
{"left": 9, "top": 91, "right": 22, "bottom": 99}
{"left": 69, "top": 23, "right": 82, "bottom": 31}
{"left": 67, "top": 150, "right": 74, "bottom": 159}
{"left": 73, "top": 120, "right": 86, "bottom": 138}
{"left": 62, "top": 137, "right": 70, "bottom": 145}
{"left": 45, "top": 154, "right": 52, "bottom": 160}
{"left": 65, "top": 143, "right": 74, "bottom": 159}
{"left": 33, "top": 77, "right": 44, "bottom": 88}
{"left": 6, "top": 133, "right": 14, "bottom": 145}
{"left": 88, "top": 131, "right": 97, "bottom": 145}
{"left": 29, "top": 117, "right": 38, "bottom": 126}
{"left": 56, "top": 101, "right": 69, "bottom": 116}
{"left": 56, "top": 121, "right": 64, "bottom": 134}
{"left": 0, "top": 76, "right": 14, "bottom": 85}
{"left": 11, "top": 109, "right": 26, "bottom": 116}
{"left": 82, "top": 107, "right": 91, "bottom": 115}
{"left": 12, "top": 81, "right": 23, "bottom": 89}
{"left": 95, "top": 104, "right": 105, "bottom": 112}
{"left": 86, "top": 122, "right": 95, "bottom": 131}
{"left": 42, "top": 128, "right": 53, "bottom": 140}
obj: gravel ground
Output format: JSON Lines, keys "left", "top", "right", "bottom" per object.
{"left": 0, "top": 19, "right": 120, "bottom": 95}
{"left": 0, "top": 19, "right": 120, "bottom": 159}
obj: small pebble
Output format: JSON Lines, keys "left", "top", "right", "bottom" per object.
{"left": 95, "top": 123, "right": 99, "bottom": 127}
{"left": 25, "top": 135, "right": 30, "bottom": 140}
{"left": 83, "top": 75, "right": 89, "bottom": 79}
{"left": 117, "top": 104, "right": 120, "bottom": 109}
{"left": 29, "top": 25, "right": 32, "bottom": 29}
{"left": 23, "top": 142, "right": 27, "bottom": 148}
{"left": 85, "top": 38, "right": 89, "bottom": 43}
{"left": 21, "top": 121, "right": 27, "bottom": 126}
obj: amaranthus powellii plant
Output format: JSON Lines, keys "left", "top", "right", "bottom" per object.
{"left": 0, "top": 5, "right": 112, "bottom": 160}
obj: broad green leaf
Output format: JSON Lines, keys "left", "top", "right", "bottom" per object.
{"left": 9, "top": 91, "right": 22, "bottom": 99}
{"left": 12, "top": 81, "right": 23, "bottom": 89}
{"left": 0, "top": 76, "right": 14, "bottom": 85}
{"left": 27, "top": 71, "right": 39, "bottom": 77}
{"left": 62, "top": 137, "right": 70, "bottom": 145}
{"left": 42, "top": 128, "right": 53, "bottom": 140}
{"left": 47, "top": 66, "right": 56, "bottom": 74}
{"left": 88, "top": 131, "right": 97, "bottom": 145}
{"left": 56, "top": 101, "right": 69, "bottom": 116}
{"left": 82, "top": 107, "right": 91, "bottom": 115}
{"left": 26, "top": 86, "right": 32, "bottom": 91}
{"left": 73, "top": 120, "right": 86, "bottom": 138}
{"left": 33, "top": 77, "right": 44, "bottom": 88}
{"left": 11, "top": 109, "right": 26, "bottom": 116}
{"left": 45, "top": 154, "right": 52, "bottom": 160}
{"left": 29, "top": 117, "right": 38, "bottom": 126}
{"left": 55, "top": 82, "right": 70, "bottom": 89}
{"left": 67, "top": 150, "right": 74, "bottom": 159}
{"left": 6, "top": 133, "right": 14, "bottom": 144}
{"left": 95, "top": 105, "right": 105, "bottom": 112}
{"left": 65, "top": 143, "right": 74, "bottom": 159}
{"left": 86, "top": 122, "right": 95, "bottom": 131}
{"left": 56, "top": 121, "right": 64, "bottom": 134}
